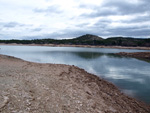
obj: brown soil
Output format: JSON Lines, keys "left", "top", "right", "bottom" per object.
{"left": 1, "top": 43, "right": 150, "bottom": 50}
{"left": 0, "top": 55, "right": 150, "bottom": 113}
{"left": 116, "top": 52, "right": 150, "bottom": 60}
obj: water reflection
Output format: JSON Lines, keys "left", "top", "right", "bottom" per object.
{"left": 73, "top": 52, "right": 104, "bottom": 59}
{"left": 0, "top": 45, "right": 150, "bottom": 103}
{"left": 44, "top": 51, "right": 105, "bottom": 60}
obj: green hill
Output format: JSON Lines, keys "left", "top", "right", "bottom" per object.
{"left": 68, "top": 34, "right": 103, "bottom": 45}
{"left": 73, "top": 34, "right": 103, "bottom": 41}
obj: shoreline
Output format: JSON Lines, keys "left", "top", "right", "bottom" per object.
{"left": 1, "top": 43, "right": 150, "bottom": 50}
{"left": 0, "top": 54, "right": 150, "bottom": 112}
{"left": 116, "top": 52, "right": 150, "bottom": 60}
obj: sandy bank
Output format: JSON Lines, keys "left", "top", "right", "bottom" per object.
{"left": 0, "top": 55, "right": 150, "bottom": 113}
{"left": 1, "top": 43, "right": 150, "bottom": 50}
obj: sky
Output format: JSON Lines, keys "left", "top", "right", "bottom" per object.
{"left": 0, "top": 0, "right": 150, "bottom": 39}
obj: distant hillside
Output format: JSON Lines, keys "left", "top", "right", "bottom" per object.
{"left": 104, "top": 37, "right": 150, "bottom": 47}
{"left": 67, "top": 34, "right": 103, "bottom": 45}
{"left": 0, "top": 34, "right": 150, "bottom": 47}
{"left": 73, "top": 34, "right": 103, "bottom": 41}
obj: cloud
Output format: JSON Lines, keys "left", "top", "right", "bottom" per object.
{"left": 103, "top": 0, "right": 150, "bottom": 15}
{"left": 32, "top": 28, "right": 42, "bottom": 32}
{"left": 80, "top": 0, "right": 150, "bottom": 18}
{"left": 75, "top": 23, "right": 90, "bottom": 28}
{"left": 81, "top": 8, "right": 118, "bottom": 18}
{"left": 124, "top": 14, "right": 150, "bottom": 23}
{"left": 3, "top": 22, "right": 19, "bottom": 28}
{"left": 78, "top": 0, "right": 150, "bottom": 38}
{"left": 22, "top": 27, "right": 100, "bottom": 40}
{"left": 34, "top": 5, "right": 62, "bottom": 15}
{"left": 103, "top": 26, "right": 150, "bottom": 38}
{"left": 0, "top": 0, "right": 150, "bottom": 39}
{"left": 0, "top": 22, "right": 25, "bottom": 28}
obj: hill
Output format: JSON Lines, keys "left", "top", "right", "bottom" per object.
{"left": 73, "top": 34, "right": 103, "bottom": 41}
{"left": 104, "top": 37, "right": 150, "bottom": 47}
{"left": 67, "top": 34, "right": 103, "bottom": 45}
{"left": 0, "top": 34, "right": 150, "bottom": 47}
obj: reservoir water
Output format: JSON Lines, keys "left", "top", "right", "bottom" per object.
{"left": 0, "top": 45, "right": 150, "bottom": 104}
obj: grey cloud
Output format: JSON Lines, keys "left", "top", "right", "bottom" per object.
{"left": 75, "top": 23, "right": 90, "bottom": 28}
{"left": 0, "top": 22, "right": 25, "bottom": 28}
{"left": 107, "top": 27, "right": 150, "bottom": 37}
{"left": 77, "top": 0, "right": 150, "bottom": 38}
{"left": 0, "top": 33, "right": 18, "bottom": 39}
{"left": 0, "top": 34, "right": 5, "bottom": 39}
{"left": 80, "top": 7, "right": 118, "bottom": 18}
{"left": 124, "top": 15, "right": 150, "bottom": 24}
{"left": 103, "top": 0, "right": 150, "bottom": 15}
{"left": 1, "top": 0, "right": 149, "bottom": 39}
{"left": 44, "top": 30, "right": 90, "bottom": 39}
{"left": 23, "top": 28, "right": 102, "bottom": 40}
{"left": 25, "top": 23, "right": 149, "bottom": 40}
{"left": 4, "top": 24, "right": 149, "bottom": 40}
{"left": 74, "top": 16, "right": 150, "bottom": 38}
{"left": 80, "top": 0, "right": 150, "bottom": 18}
{"left": 93, "top": 20, "right": 111, "bottom": 30}
{"left": 4, "top": 22, "right": 22, "bottom": 28}
{"left": 87, "top": 23, "right": 149, "bottom": 37}
{"left": 79, "top": 4, "right": 96, "bottom": 9}
{"left": 34, "top": 5, "right": 62, "bottom": 14}
{"left": 32, "top": 28, "right": 42, "bottom": 32}
{"left": 79, "top": 2, "right": 118, "bottom": 18}
{"left": 57, "top": 28, "right": 107, "bottom": 38}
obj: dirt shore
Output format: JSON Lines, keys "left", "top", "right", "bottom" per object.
{"left": 116, "top": 52, "right": 150, "bottom": 60}
{"left": 0, "top": 55, "right": 150, "bottom": 113}
{"left": 1, "top": 43, "right": 150, "bottom": 50}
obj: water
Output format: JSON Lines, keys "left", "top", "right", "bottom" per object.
{"left": 0, "top": 45, "right": 150, "bottom": 104}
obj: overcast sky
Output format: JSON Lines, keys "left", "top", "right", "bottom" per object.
{"left": 0, "top": 0, "right": 150, "bottom": 39}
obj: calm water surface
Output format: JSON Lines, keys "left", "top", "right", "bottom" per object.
{"left": 0, "top": 45, "right": 150, "bottom": 104}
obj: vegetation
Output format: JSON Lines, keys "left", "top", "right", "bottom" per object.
{"left": 0, "top": 34, "right": 150, "bottom": 47}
